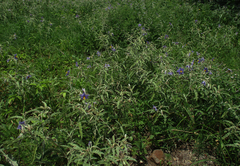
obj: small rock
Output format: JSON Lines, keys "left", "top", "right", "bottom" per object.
{"left": 150, "top": 149, "right": 165, "bottom": 165}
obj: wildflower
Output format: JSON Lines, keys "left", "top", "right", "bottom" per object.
{"left": 88, "top": 141, "right": 92, "bottom": 147}
{"left": 166, "top": 52, "right": 168, "bottom": 56}
{"left": 7, "top": 59, "right": 10, "bottom": 62}
{"left": 17, "top": 121, "right": 26, "bottom": 130}
{"left": 142, "top": 27, "right": 145, "bottom": 30}
{"left": 26, "top": 75, "right": 31, "bottom": 79}
{"left": 226, "top": 68, "right": 232, "bottom": 73}
{"left": 165, "top": 35, "right": 168, "bottom": 39}
{"left": 169, "top": 22, "right": 172, "bottom": 25}
{"left": 209, "top": 71, "right": 212, "bottom": 75}
{"left": 76, "top": 62, "right": 79, "bottom": 67}
{"left": 66, "top": 70, "right": 70, "bottom": 76}
{"left": 168, "top": 72, "right": 173, "bottom": 75}
{"left": 87, "top": 65, "right": 91, "bottom": 68}
{"left": 153, "top": 105, "right": 157, "bottom": 111}
{"left": 143, "top": 33, "right": 147, "bottom": 35}
{"left": 112, "top": 48, "right": 116, "bottom": 52}
{"left": 50, "top": 23, "right": 52, "bottom": 26}
{"left": 202, "top": 81, "right": 206, "bottom": 86}
{"left": 174, "top": 42, "right": 179, "bottom": 45}
{"left": 186, "top": 65, "right": 190, "bottom": 68}
{"left": 188, "top": 53, "right": 191, "bottom": 56}
{"left": 236, "top": 32, "right": 238, "bottom": 35}
{"left": 197, "top": 58, "right": 201, "bottom": 63}
{"left": 87, "top": 57, "right": 90, "bottom": 60}
{"left": 146, "top": 41, "right": 149, "bottom": 44}
{"left": 138, "top": 24, "right": 141, "bottom": 27}
{"left": 105, "top": 64, "right": 110, "bottom": 68}
{"left": 75, "top": 14, "right": 79, "bottom": 18}
{"left": 27, "top": 20, "right": 29, "bottom": 22}
{"left": 195, "top": 20, "right": 198, "bottom": 23}
{"left": 85, "top": 102, "right": 91, "bottom": 109}
{"left": 212, "top": 58, "right": 215, "bottom": 62}
{"left": 196, "top": 52, "right": 200, "bottom": 56}
{"left": 191, "top": 60, "right": 194, "bottom": 66}
{"left": 204, "top": 67, "right": 208, "bottom": 73}
{"left": 97, "top": 51, "right": 101, "bottom": 56}
{"left": 218, "top": 24, "right": 221, "bottom": 28}
{"left": 14, "top": 54, "right": 17, "bottom": 60}
{"left": 177, "top": 67, "right": 184, "bottom": 75}
{"left": 163, "top": 45, "right": 167, "bottom": 48}
{"left": 80, "top": 92, "right": 89, "bottom": 100}
{"left": 201, "top": 57, "right": 205, "bottom": 62}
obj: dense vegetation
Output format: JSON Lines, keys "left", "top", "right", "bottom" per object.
{"left": 0, "top": 0, "right": 239, "bottom": 165}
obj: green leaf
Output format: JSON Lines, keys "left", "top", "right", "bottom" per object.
{"left": 78, "top": 122, "right": 83, "bottom": 139}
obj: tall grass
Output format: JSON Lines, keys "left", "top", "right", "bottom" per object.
{"left": 0, "top": 0, "right": 239, "bottom": 165}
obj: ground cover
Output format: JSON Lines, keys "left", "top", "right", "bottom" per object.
{"left": 0, "top": 0, "right": 239, "bottom": 165}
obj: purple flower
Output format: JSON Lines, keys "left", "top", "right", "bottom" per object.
{"left": 87, "top": 57, "right": 90, "bottom": 60}
{"left": 218, "top": 24, "right": 221, "bottom": 28}
{"left": 27, "top": 20, "right": 29, "bottom": 22}
{"left": 202, "top": 81, "right": 206, "bottom": 86}
{"left": 153, "top": 105, "right": 157, "bottom": 111}
{"left": 76, "top": 62, "right": 79, "bottom": 67}
{"left": 163, "top": 45, "right": 167, "bottom": 48}
{"left": 165, "top": 35, "right": 168, "bottom": 39}
{"left": 165, "top": 52, "right": 168, "bottom": 56}
{"left": 227, "top": 68, "right": 232, "bottom": 73}
{"left": 209, "top": 71, "right": 212, "bottom": 75}
{"left": 17, "top": 121, "right": 26, "bottom": 130}
{"left": 138, "top": 24, "right": 141, "bottom": 27}
{"left": 201, "top": 57, "right": 205, "bottom": 62}
{"left": 204, "top": 67, "right": 208, "bottom": 73}
{"left": 105, "top": 64, "right": 110, "bottom": 68}
{"left": 142, "top": 27, "right": 145, "bottom": 30}
{"left": 88, "top": 141, "right": 92, "bottom": 147}
{"left": 196, "top": 52, "right": 200, "bottom": 56}
{"left": 26, "top": 75, "right": 31, "bottom": 80}
{"left": 169, "top": 22, "right": 172, "bottom": 25}
{"left": 14, "top": 54, "right": 17, "bottom": 60}
{"left": 177, "top": 68, "right": 184, "bottom": 75}
{"left": 87, "top": 65, "right": 91, "bottom": 68}
{"left": 191, "top": 60, "right": 194, "bottom": 66}
{"left": 174, "top": 42, "right": 179, "bottom": 45}
{"left": 97, "top": 51, "right": 101, "bottom": 56}
{"left": 112, "top": 48, "right": 116, "bottom": 52}
{"left": 236, "top": 32, "right": 238, "bottom": 35}
{"left": 197, "top": 58, "right": 201, "bottom": 63}
{"left": 168, "top": 72, "right": 173, "bottom": 75}
{"left": 7, "top": 59, "right": 10, "bottom": 62}
{"left": 212, "top": 58, "right": 215, "bottom": 62}
{"left": 80, "top": 92, "right": 89, "bottom": 100}
{"left": 188, "top": 53, "right": 191, "bottom": 56}
{"left": 186, "top": 65, "right": 190, "bottom": 68}
{"left": 76, "top": 14, "right": 79, "bottom": 18}
{"left": 195, "top": 20, "right": 198, "bottom": 23}
{"left": 146, "top": 41, "right": 149, "bottom": 44}
{"left": 66, "top": 70, "right": 70, "bottom": 76}
{"left": 50, "top": 23, "right": 52, "bottom": 26}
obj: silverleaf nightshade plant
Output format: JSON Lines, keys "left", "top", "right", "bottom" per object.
{"left": 17, "top": 121, "right": 26, "bottom": 130}
{"left": 153, "top": 105, "right": 157, "bottom": 111}
{"left": 80, "top": 89, "right": 89, "bottom": 100}
{"left": 66, "top": 70, "right": 70, "bottom": 76}
{"left": 177, "top": 67, "right": 184, "bottom": 75}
